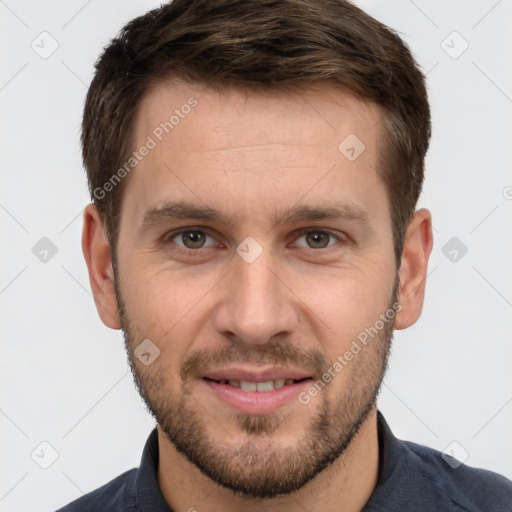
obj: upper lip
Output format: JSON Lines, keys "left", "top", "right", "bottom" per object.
{"left": 201, "top": 366, "right": 313, "bottom": 382}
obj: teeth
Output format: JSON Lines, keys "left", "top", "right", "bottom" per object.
{"left": 223, "top": 379, "right": 295, "bottom": 391}
{"left": 240, "top": 381, "right": 257, "bottom": 392}
{"left": 274, "top": 378, "right": 286, "bottom": 389}
{"left": 256, "top": 381, "right": 274, "bottom": 392}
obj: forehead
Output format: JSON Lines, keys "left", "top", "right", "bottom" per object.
{"left": 135, "top": 80, "right": 382, "bottom": 152}
{"left": 121, "top": 79, "right": 389, "bottom": 233}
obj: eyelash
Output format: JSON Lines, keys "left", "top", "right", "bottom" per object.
{"left": 161, "top": 227, "right": 347, "bottom": 256}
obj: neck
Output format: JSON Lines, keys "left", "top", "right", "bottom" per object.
{"left": 157, "top": 407, "right": 380, "bottom": 512}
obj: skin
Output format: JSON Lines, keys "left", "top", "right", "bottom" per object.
{"left": 82, "top": 80, "right": 433, "bottom": 512}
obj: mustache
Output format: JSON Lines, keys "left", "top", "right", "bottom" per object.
{"left": 180, "top": 341, "right": 331, "bottom": 383}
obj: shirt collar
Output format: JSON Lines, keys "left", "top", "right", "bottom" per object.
{"left": 362, "top": 410, "right": 445, "bottom": 511}
{"left": 133, "top": 428, "right": 173, "bottom": 511}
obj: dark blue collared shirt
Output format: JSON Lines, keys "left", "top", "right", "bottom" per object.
{"left": 56, "top": 411, "right": 512, "bottom": 511}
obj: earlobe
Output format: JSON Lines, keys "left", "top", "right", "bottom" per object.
{"left": 81, "top": 203, "right": 122, "bottom": 329}
{"left": 394, "top": 208, "right": 433, "bottom": 330}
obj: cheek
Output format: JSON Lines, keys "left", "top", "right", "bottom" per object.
{"left": 119, "top": 263, "right": 219, "bottom": 358}
{"left": 301, "top": 264, "right": 394, "bottom": 356}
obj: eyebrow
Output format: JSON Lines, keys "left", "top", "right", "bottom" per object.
{"left": 140, "top": 200, "right": 373, "bottom": 232}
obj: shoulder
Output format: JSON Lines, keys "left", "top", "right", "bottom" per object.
{"left": 402, "top": 439, "right": 512, "bottom": 511}
{"left": 54, "top": 468, "right": 137, "bottom": 512}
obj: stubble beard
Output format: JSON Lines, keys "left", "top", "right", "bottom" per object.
{"left": 114, "top": 267, "right": 397, "bottom": 499}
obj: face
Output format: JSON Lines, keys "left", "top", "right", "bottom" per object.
{"left": 112, "top": 81, "right": 399, "bottom": 498}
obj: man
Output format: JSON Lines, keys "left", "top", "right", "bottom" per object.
{"left": 58, "top": 0, "right": 512, "bottom": 510}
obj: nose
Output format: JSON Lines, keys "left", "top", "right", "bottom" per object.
{"left": 213, "top": 246, "right": 299, "bottom": 346}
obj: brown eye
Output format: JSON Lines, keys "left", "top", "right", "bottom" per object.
{"left": 170, "top": 230, "right": 216, "bottom": 250}
{"left": 305, "top": 232, "right": 331, "bottom": 248}
{"left": 181, "top": 231, "right": 205, "bottom": 248}
{"left": 292, "top": 230, "right": 339, "bottom": 249}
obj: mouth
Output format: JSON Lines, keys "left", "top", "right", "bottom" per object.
{"left": 203, "top": 377, "right": 311, "bottom": 392}
{"left": 200, "top": 368, "right": 315, "bottom": 414}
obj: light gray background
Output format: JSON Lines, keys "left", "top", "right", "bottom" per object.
{"left": 1, "top": 1, "right": 511, "bottom": 511}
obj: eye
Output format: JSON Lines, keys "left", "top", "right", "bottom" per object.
{"left": 162, "top": 227, "right": 345, "bottom": 255}
{"left": 167, "top": 229, "right": 218, "bottom": 250}
{"left": 291, "top": 229, "right": 342, "bottom": 249}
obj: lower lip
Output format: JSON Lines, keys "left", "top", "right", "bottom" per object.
{"left": 202, "top": 378, "right": 312, "bottom": 414}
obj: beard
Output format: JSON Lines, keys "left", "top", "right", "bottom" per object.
{"left": 113, "top": 266, "right": 398, "bottom": 499}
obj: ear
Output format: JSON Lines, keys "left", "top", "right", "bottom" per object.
{"left": 394, "top": 208, "right": 433, "bottom": 330}
{"left": 81, "top": 203, "right": 121, "bottom": 329}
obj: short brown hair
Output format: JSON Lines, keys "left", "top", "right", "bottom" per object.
{"left": 82, "top": 0, "right": 431, "bottom": 267}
